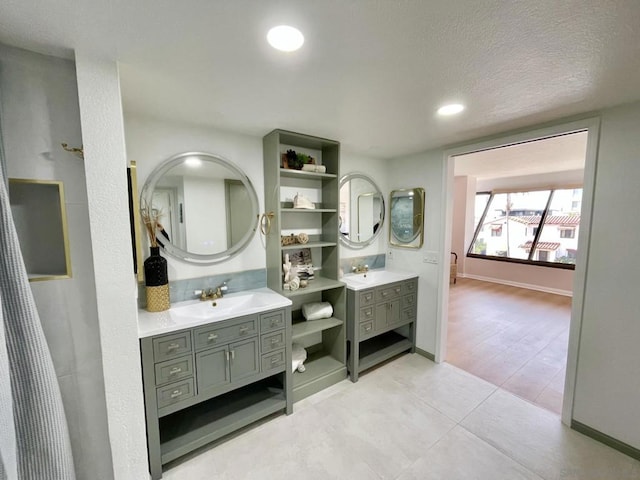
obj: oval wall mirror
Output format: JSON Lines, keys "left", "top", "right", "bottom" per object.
{"left": 339, "top": 172, "right": 385, "bottom": 249}
{"left": 140, "top": 152, "right": 259, "bottom": 264}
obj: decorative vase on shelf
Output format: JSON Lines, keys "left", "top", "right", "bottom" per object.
{"left": 144, "top": 246, "right": 170, "bottom": 312}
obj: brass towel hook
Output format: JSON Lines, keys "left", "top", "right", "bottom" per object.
{"left": 258, "top": 212, "right": 275, "bottom": 236}
{"left": 61, "top": 143, "right": 84, "bottom": 159}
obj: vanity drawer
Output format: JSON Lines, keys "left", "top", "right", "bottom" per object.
{"left": 403, "top": 293, "right": 416, "bottom": 309}
{"left": 260, "top": 310, "right": 286, "bottom": 333}
{"left": 360, "top": 320, "right": 375, "bottom": 340}
{"left": 261, "top": 330, "right": 286, "bottom": 354}
{"left": 401, "top": 306, "right": 417, "bottom": 324}
{"left": 359, "top": 306, "right": 375, "bottom": 323}
{"left": 156, "top": 378, "right": 195, "bottom": 409}
{"left": 154, "top": 355, "right": 194, "bottom": 386}
{"left": 193, "top": 315, "right": 258, "bottom": 350}
{"left": 376, "top": 283, "right": 402, "bottom": 303}
{"left": 152, "top": 331, "right": 192, "bottom": 362}
{"left": 402, "top": 279, "right": 418, "bottom": 295}
{"left": 261, "top": 349, "right": 286, "bottom": 374}
{"left": 358, "top": 289, "right": 375, "bottom": 307}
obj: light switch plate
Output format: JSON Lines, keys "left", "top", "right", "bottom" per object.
{"left": 423, "top": 251, "right": 438, "bottom": 264}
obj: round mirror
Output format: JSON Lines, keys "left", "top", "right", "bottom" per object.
{"left": 140, "top": 152, "right": 259, "bottom": 264}
{"left": 339, "top": 172, "right": 385, "bottom": 249}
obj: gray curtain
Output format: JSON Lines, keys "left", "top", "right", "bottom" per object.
{"left": 0, "top": 136, "right": 75, "bottom": 478}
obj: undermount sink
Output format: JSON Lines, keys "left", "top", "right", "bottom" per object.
{"left": 138, "top": 287, "right": 292, "bottom": 338}
{"left": 342, "top": 269, "right": 416, "bottom": 290}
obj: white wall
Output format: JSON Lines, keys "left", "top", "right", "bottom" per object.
{"left": 572, "top": 101, "right": 640, "bottom": 449}
{"left": 0, "top": 43, "right": 115, "bottom": 480}
{"left": 124, "top": 113, "right": 266, "bottom": 280}
{"left": 75, "top": 54, "right": 149, "bottom": 479}
{"left": 386, "top": 149, "right": 446, "bottom": 354}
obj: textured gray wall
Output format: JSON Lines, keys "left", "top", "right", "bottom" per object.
{"left": 0, "top": 43, "right": 114, "bottom": 480}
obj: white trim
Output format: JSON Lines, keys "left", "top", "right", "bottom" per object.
{"left": 460, "top": 273, "right": 573, "bottom": 297}
{"left": 438, "top": 116, "right": 600, "bottom": 428}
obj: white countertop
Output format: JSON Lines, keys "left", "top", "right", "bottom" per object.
{"left": 342, "top": 269, "right": 418, "bottom": 291}
{"left": 138, "top": 287, "right": 292, "bottom": 338}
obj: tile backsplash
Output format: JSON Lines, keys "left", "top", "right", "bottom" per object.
{"left": 339, "top": 254, "right": 386, "bottom": 277}
{"left": 138, "top": 268, "right": 267, "bottom": 307}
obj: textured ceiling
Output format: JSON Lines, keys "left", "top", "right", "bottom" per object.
{"left": 454, "top": 131, "right": 588, "bottom": 179}
{"left": 1, "top": 1, "right": 640, "bottom": 158}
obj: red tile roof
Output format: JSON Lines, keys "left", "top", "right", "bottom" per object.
{"left": 486, "top": 214, "right": 580, "bottom": 226}
{"left": 519, "top": 241, "right": 561, "bottom": 251}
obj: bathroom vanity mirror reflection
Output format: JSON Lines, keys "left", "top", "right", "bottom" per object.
{"left": 389, "top": 187, "right": 425, "bottom": 248}
{"left": 339, "top": 172, "right": 385, "bottom": 249}
{"left": 140, "top": 152, "right": 259, "bottom": 264}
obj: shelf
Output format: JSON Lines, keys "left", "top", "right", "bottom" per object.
{"left": 358, "top": 331, "right": 413, "bottom": 373}
{"left": 281, "top": 208, "right": 337, "bottom": 213}
{"left": 282, "top": 241, "right": 337, "bottom": 250}
{"left": 292, "top": 317, "right": 343, "bottom": 341}
{"left": 282, "top": 276, "right": 345, "bottom": 298}
{"left": 159, "top": 379, "right": 286, "bottom": 465}
{"left": 280, "top": 168, "right": 337, "bottom": 179}
{"left": 292, "top": 349, "right": 346, "bottom": 395}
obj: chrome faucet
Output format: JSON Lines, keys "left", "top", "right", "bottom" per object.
{"left": 352, "top": 263, "right": 369, "bottom": 274}
{"left": 195, "top": 282, "right": 228, "bottom": 301}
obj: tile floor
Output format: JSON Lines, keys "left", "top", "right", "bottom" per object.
{"left": 447, "top": 278, "right": 571, "bottom": 414}
{"left": 162, "top": 354, "right": 640, "bottom": 480}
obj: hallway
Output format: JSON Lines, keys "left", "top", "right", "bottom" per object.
{"left": 447, "top": 278, "right": 571, "bottom": 414}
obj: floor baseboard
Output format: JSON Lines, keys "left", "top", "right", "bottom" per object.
{"left": 572, "top": 420, "right": 640, "bottom": 461}
{"left": 460, "top": 273, "right": 573, "bottom": 297}
{"left": 415, "top": 348, "right": 435, "bottom": 361}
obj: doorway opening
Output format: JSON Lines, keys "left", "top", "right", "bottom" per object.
{"left": 439, "top": 125, "right": 597, "bottom": 421}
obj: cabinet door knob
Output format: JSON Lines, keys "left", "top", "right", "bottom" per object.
{"left": 169, "top": 367, "right": 182, "bottom": 375}
{"left": 170, "top": 390, "right": 183, "bottom": 399}
{"left": 207, "top": 333, "right": 218, "bottom": 341}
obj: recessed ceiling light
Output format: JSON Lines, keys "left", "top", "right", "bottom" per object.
{"left": 184, "top": 157, "right": 202, "bottom": 168}
{"left": 267, "top": 25, "right": 304, "bottom": 52}
{"left": 437, "top": 103, "right": 465, "bottom": 116}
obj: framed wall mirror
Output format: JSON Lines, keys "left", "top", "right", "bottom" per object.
{"left": 139, "top": 152, "right": 259, "bottom": 264}
{"left": 339, "top": 172, "right": 385, "bottom": 249}
{"left": 389, "top": 187, "right": 425, "bottom": 248}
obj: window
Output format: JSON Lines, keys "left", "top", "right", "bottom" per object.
{"left": 559, "top": 228, "right": 575, "bottom": 239}
{"left": 468, "top": 187, "right": 581, "bottom": 269}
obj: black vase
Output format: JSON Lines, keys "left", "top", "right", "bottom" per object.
{"left": 144, "top": 246, "right": 168, "bottom": 286}
{"left": 144, "top": 246, "right": 170, "bottom": 311}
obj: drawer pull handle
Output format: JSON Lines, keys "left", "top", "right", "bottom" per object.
{"left": 270, "top": 319, "right": 279, "bottom": 327}
{"left": 170, "top": 390, "right": 183, "bottom": 399}
{"left": 207, "top": 333, "right": 218, "bottom": 341}
{"left": 169, "top": 367, "right": 182, "bottom": 375}
{"left": 365, "top": 326, "right": 372, "bottom": 331}
{"left": 271, "top": 338, "right": 279, "bottom": 344}
{"left": 395, "top": 288, "right": 401, "bottom": 294}
{"left": 239, "top": 326, "right": 249, "bottom": 334}
{"left": 225, "top": 351, "right": 230, "bottom": 362}
{"left": 382, "top": 292, "right": 388, "bottom": 296}
{"left": 271, "top": 357, "right": 279, "bottom": 364}
{"left": 166, "top": 343, "right": 180, "bottom": 351}
{"left": 365, "top": 311, "right": 371, "bottom": 317}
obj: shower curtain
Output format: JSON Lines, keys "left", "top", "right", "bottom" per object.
{"left": 0, "top": 117, "right": 75, "bottom": 478}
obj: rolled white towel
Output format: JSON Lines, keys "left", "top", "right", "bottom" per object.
{"left": 302, "top": 302, "right": 333, "bottom": 321}
{"left": 292, "top": 343, "right": 307, "bottom": 373}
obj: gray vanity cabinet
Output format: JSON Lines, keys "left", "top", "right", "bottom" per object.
{"left": 347, "top": 277, "right": 417, "bottom": 382}
{"left": 140, "top": 306, "right": 292, "bottom": 479}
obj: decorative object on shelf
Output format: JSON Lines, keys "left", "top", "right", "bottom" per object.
{"left": 285, "top": 248, "right": 313, "bottom": 282}
{"left": 292, "top": 343, "right": 307, "bottom": 373}
{"left": 293, "top": 192, "right": 315, "bottom": 209}
{"left": 280, "top": 232, "right": 309, "bottom": 246}
{"left": 258, "top": 211, "right": 275, "bottom": 235}
{"left": 61, "top": 142, "right": 84, "bottom": 160}
{"left": 281, "top": 149, "right": 316, "bottom": 170}
{"left": 301, "top": 302, "right": 333, "bottom": 321}
{"left": 141, "top": 204, "right": 170, "bottom": 312}
{"left": 282, "top": 253, "right": 298, "bottom": 290}
{"left": 389, "top": 187, "right": 425, "bottom": 249}
{"left": 301, "top": 164, "right": 326, "bottom": 173}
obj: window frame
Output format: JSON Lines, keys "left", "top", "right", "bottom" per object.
{"left": 466, "top": 187, "right": 579, "bottom": 270}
